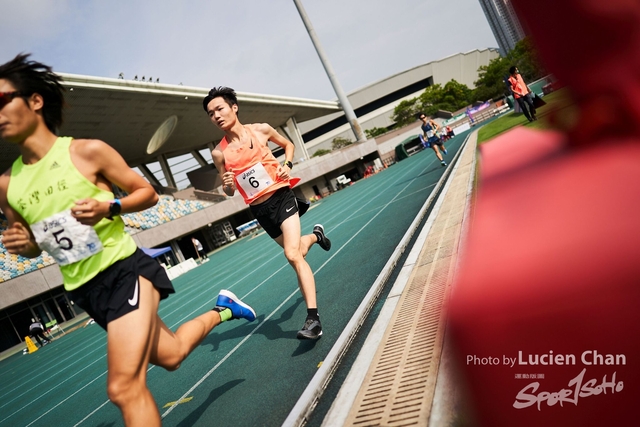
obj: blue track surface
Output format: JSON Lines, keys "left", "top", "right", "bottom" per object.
{"left": 0, "top": 129, "right": 471, "bottom": 427}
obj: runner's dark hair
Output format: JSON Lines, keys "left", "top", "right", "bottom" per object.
{"left": 0, "top": 53, "right": 65, "bottom": 133}
{"left": 203, "top": 86, "right": 238, "bottom": 113}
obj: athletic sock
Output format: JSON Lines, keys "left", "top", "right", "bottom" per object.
{"left": 307, "top": 308, "right": 319, "bottom": 321}
{"left": 213, "top": 307, "right": 233, "bottom": 322}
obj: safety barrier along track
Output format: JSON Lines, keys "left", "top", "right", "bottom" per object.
{"left": 283, "top": 132, "right": 475, "bottom": 427}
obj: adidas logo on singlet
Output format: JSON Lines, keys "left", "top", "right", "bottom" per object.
{"left": 50, "top": 161, "right": 60, "bottom": 170}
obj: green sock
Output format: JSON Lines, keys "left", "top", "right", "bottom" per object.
{"left": 213, "top": 307, "right": 232, "bottom": 322}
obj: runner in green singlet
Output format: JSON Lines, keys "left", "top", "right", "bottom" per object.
{"left": 0, "top": 54, "right": 256, "bottom": 427}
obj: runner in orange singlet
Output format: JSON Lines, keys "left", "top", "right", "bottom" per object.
{"left": 204, "top": 87, "right": 331, "bottom": 340}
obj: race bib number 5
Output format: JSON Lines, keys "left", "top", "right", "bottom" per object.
{"left": 236, "top": 163, "right": 274, "bottom": 198}
{"left": 31, "top": 210, "right": 103, "bottom": 266}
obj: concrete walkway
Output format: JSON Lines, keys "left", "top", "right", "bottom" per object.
{"left": 320, "top": 129, "right": 478, "bottom": 426}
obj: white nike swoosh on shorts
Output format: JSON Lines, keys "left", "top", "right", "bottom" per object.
{"left": 286, "top": 206, "right": 294, "bottom": 212}
{"left": 128, "top": 279, "right": 139, "bottom": 306}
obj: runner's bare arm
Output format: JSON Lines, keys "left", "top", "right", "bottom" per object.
{"left": 252, "top": 123, "right": 294, "bottom": 159}
{"left": 0, "top": 169, "right": 42, "bottom": 257}
{"left": 212, "top": 148, "right": 235, "bottom": 196}
{"left": 70, "top": 139, "right": 158, "bottom": 226}
{"left": 252, "top": 123, "right": 294, "bottom": 180}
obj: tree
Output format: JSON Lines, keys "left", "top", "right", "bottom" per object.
{"left": 509, "top": 38, "right": 546, "bottom": 83}
{"left": 392, "top": 80, "right": 474, "bottom": 128}
{"left": 473, "top": 56, "right": 511, "bottom": 102}
{"left": 472, "top": 38, "right": 546, "bottom": 102}
{"left": 392, "top": 98, "right": 420, "bottom": 127}
{"left": 415, "top": 84, "right": 443, "bottom": 117}
{"left": 365, "top": 127, "right": 388, "bottom": 139}
{"left": 331, "top": 137, "right": 353, "bottom": 150}
{"left": 312, "top": 148, "right": 331, "bottom": 157}
{"left": 437, "top": 80, "right": 474, "bottom": 112}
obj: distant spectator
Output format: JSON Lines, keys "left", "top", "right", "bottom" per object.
{"left": 363, "top": 165, "right": 375, "bottom": 178}
{"left": 446, "top": 126, "right": 455, "bottom": 139}
{"left": 439, "top": 128, "right": 449, "bottom": 142}
{"left": 29, "top": 319, "right": 50, "bottom": 347}
{"left": 192, "top": 237, "right": 207, "bottom": 260}
{"left": 508, "top": 65, "right": 537, "bottom": 122}
{"left": 465, "top": 107, "right": 475, "bottom": 124}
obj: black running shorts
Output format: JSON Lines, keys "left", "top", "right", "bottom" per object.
{"left": 428, "top": 135, "right": 443, "bottom": 146}
{"left": 68, "top": 248, "right": 175, "bottom": 330}
{"left": 250, "top": 187, "right": 302, "bottom": 239}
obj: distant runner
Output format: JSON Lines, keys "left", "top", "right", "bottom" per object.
{"left": 419, "top": 113, "right": 448, "bottom": 166}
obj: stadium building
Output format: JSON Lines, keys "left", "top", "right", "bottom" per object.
{"left": 0, "top": 48, "right": 499, "bottom": 353}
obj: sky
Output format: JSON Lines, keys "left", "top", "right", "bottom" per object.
{"left": 2, "top": 0, "right": 498, "bottom": 101}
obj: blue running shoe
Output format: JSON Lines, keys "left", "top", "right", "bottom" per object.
{"left": 441, "top": 148, "right": 448, "bottom": 155}
{"left": 215, "top": 290, "right": 256, "bottom": 322}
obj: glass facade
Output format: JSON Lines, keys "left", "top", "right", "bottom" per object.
{"left": 0, "top": 289, "right": 82, "bottom": 353}
{"left": 478, "top": 0, "right": 526, "bottom": 55}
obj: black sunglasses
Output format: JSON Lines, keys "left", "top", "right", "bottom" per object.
{"left": 419, "top": 116, "right": 426, "bottom": 120}
{"left": 0, "top": 91, "right": 23, "bottom": 109}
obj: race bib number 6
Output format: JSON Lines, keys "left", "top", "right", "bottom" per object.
{"left": 236, "top": 163, "right": 274, "bottom": 198}
{"left": 31, "top": 210, "right": 103, "bottom": 266}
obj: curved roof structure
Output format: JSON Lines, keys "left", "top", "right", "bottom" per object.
{"left": 0, "top": 73, "right": 340, "bottom": 174}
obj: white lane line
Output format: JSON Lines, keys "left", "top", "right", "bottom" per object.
{"left": 161, "top": 287, "right": 301, "bottom": 418}
{"left": 0, "top": 353, "right": 108, "bottom": 425}
{"left": 161, "top": 157, "right": 437, "bottom": 421}
{"left": 24, "top": 370, "right": 108, "bottom": 427}
{"left": 64, "top": 152, "right": 441, "bottom": 426}
{"left": 72, "top": 400, "right": 111, "bottom": 427}
{"left": 283, "top": 134, "right": 471, "bottom": 427}
{"left": 0, "top": 339, "right": 106, "bottom": 407}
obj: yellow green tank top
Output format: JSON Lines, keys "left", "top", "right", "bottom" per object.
{"left": 6, "top": 137, "right": 137, "bottom": 290}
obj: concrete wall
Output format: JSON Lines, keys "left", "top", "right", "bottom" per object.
{"left": 431, "top": 49, "right": 500, "bottom": 88}
{"left": 299, "top": 49, "right": 499, "bottom": 156}
{"left": 0, "top": 265, "right": 63, "bottom": 310}
{"left": 2, "top": 52, "right": 499, "bottom": 310}
{"left": 133, "top": 137, "right": 380, "bottom": 247}
{"left": 0, "top": 138, "right": 381, "bottom": 310}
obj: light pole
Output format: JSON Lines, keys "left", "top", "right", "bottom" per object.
{"left": 293, "top": 0, "right": 367, "bottom": 142}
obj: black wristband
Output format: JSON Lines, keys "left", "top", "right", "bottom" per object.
{"left": 107, "top": 199, "right": 122, "bottom": 220}
{"left": 284, "top": 160, "right": 293, "bottom": 169}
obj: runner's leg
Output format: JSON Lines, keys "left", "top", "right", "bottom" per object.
{"left": 106, "top": 276, "right": 222, "bottom": 426}
{"left": 31, "top": 333, "right": 43, "bottom": 346}
{"left": 518, "top": 97, "right": 533, "bottom": 121}
{"left": 275, "top": 214, "right": 317, "bottom": 308}
{"left": 431, "top": 145, "right": 443, "bottom": 161}
{"left": 107, "top": 276, "right": 163, "bottom": 426}
{"left": 149, "top": 309, "right": 222, "bottom": 371}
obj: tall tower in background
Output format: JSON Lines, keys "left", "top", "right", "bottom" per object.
{"left": 478, "top": 0, "right": 526, "bottom": 55}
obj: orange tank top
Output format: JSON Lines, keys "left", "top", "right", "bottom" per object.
{"left": 218, "top": 127, "right": 289, "bottom": 204}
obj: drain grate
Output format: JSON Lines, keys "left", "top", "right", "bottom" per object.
{"left": 343, "top": 144, "right": 474, "bottom": 427}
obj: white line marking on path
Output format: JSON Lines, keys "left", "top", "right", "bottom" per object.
{"left": 161, "top": 157, "right": 435, "bottom": 420}
{"left": 70, "top": 153, "right": 440, "bottom": 426}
